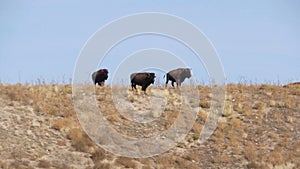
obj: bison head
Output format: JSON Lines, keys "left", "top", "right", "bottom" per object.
{"left": 184, "top": 68, "right": 192, "bottom": 78}
{"left": 146, "top": 73, "right": 156, "bottom": 84}
{"left": 100, "top": 69, "right": 108, "bottom": 74}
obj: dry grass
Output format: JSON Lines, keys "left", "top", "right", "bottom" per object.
{"left": 199, "top": 100, "right": 211, "bottom": 108}
{"left": 67, "top": 128, "right": 95, "bottom": 153}
{"left": 38, "top": 159, "right": 51, "bottom": 168}
{"left": 0, "top": 83, "right": 299, "bottom": 168}
{"left": 156, "top": 155, "right": 198, "bottom": 169}
{"left": 223, "top": 101, "right": 233, "bottom": 117}
{"left": 0, "top": 84, "right": 75, "bottom": 117}
{"left": 244, "top": 142, "right": 257, "bottom": 161}
{"left": 51, "top": 118, "right": 75, "bottom": 132}
{"left": 91, "top": 148, "right": 114, "bottom": 169}
{"left": 115, "top": 157, "right": 137, "bottom": 168}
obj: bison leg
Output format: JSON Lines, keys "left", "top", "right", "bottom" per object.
{"left": 131, "top": 83, "right": 137, "bottom": 91}
{"left": 176, "top": 80, "right": 181, "bottom": 87}
{"left": 141, "top": 85, "right": 148, "bottom": 95}
{"left": 171, "top": 81, "right": 175, "bottom": 87}
{"left": 141, "top": 85, "right": 146, "bottom": 91}
{"left": 165, "top": 74, "right": 169, "bottom": 88}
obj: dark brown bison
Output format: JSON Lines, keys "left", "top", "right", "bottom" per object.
{"left": 130, "top": 72, "right": 156, "bottom": 94}
{"left": 165, "top": 68, "right": 191, "bottom": 87}
{"left": 92, "top": 69, "right": 108, "bottom": 86}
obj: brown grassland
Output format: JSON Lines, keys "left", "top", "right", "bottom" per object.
{"left": 0, "top": 83, "right": 299, "bottom": 168}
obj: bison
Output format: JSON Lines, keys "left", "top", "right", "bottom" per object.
{"left": 130, "top": 72, "right": 156, "bottom": 94}
{"left": 165, "top": 68, "right": 191, "bottom": 87}
{"left": 92, "top": 69, "right": 109, "bottom": 86}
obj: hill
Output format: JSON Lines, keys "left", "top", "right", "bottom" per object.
{"left": 0, "top": 83, "right": 299, "bottom": 168}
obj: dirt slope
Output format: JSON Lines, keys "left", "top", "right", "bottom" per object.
{"left": 0, "top": 84, "right": 299, "bottom": 168}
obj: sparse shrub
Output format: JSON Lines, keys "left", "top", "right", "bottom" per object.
{"left": 233, "top": 102, "right": 243, "bottom": 113}
{"left": 227, "top": 130, "right": 239, "bottom": 147}
{"left": 191, "top": 120, "right": 203, "bottom": 133}
{"left": 94, "top": 163, "right": 111, "bottom": 169}
{"left": 183, "top": 152, "right": 198, "bottom": 161}
{"left": 244, "top": 142, "right": 257, "bottom": 161}
{"left": 156, "top": 155, "right": 193, "bottom": 169}
{"left": 266, "top": 148, "right": 284, "bottom": 166}
{"left": 33, "top": 104, "right": 42, "bottom": 112}
{"left": 213, "top": 154, "right": 233, "bottom": 163}
{"left": 242, "top": 103, "right": 254, "bottom": 116}
{"left": 142, "top": 166, "right": 152, "bottom": 169}
{"left": 269, "top": 100, "right": 276, "bottom": 107}
{"left": 212, "top": 144, "right": 223, "bottom": 153}
{"left": 197, "top": 110, "right": 207, "bottom": 122}
{"left": 62, "top": 85, "right": 71, "bottom": 93}
{"left": 38, "top": 160, "right": 51, "bottom": 168}
{"left": 288, "top": 84, "right": 300, "bottom": 95}
{"left": 0, "top": 160, "right": 8, "bottom": 169}
{"left": 283, "top": 99, "right": 293, "bottom": 109}
{"left": 51, "top": 163, "right": 72, "bottom": 169}
{"left": 232, "top": 147, "right": 241, "bottom": 155}
{"left": 252, "top": 102, "right": 265, "bottom": 110}
{"left": 91, "top": 148, "right": 110, "bottom": 168}
{"left": 183, "top": 162, "right": 200, "bottom": 169}
{"left": 127, "top": 94, "right": 135, "bottom": 102}
{"left": 286, "top": 116, "right": 293, "bottom": 123}
{"left": 231, "top": 118, "right": 242, "bottom": 129}
{"left": 56, "top": 139, "right": 67, "bottom": 146}
{"left": 9, "top": 160, "right": 29, "bottom": 169}
{"left": 275, "top": 101, "right": 286, "bottom": 108}
{"left": 67, "top": 128, "right": 94, "bottom": 153}
{"left": 189, "top": 133, "right": 201, "bottom": 141}
{"left": 106, "top": 114, "right": 122, "bottom": 123}
{"left": 156, "top": 155, "right": 176, "bottom": 168}
{"left": 91, "top": 148, "right": 106, "bottom": 162}
{"left": 138, "top": 158, "right": 154, "bottom": 168}
{"left": 51, "top": 118, "right": 75, "bottom": 132}
{"left": 247, "top": 161, "right": 260, "bottom": 169}
{"left": 164, "top": 104, "right": 173, "bottom": 111}
{"left": 259, "top": 84, "right": 273, "bottom": 90}
{"left": 97, "top": 94, "right": 106, "bottom": 101}
{"left": 199, "top": 100, "right": 211, "bottom": 108}
{"left": 222, "top": 101, "right": 233, "bottom": 117}
{"left": 274, "top": 111, "right": 283, "bottom": 122}
{"left": 268, "top": 131, "right": 279, "bottom": 140}
{"left": 115, "top": 157, "right": 137, "bottom": 168}
{"left": 292, "top": 88, "right": 300, "bottom": 95}
{"left": 190, "top": 99, "right": 200, "bottom": 108}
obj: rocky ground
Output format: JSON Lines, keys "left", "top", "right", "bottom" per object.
{"left": 0, "top": 83, "right": 299, "bottom": 168}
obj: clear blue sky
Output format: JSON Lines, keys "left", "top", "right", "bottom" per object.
{"left": 1, "top": 0, "right": 299, "bottom": 84}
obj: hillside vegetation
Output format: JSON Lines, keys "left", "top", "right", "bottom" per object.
{"left": 0, "top": 83, "right": 299, "bottom": 168}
